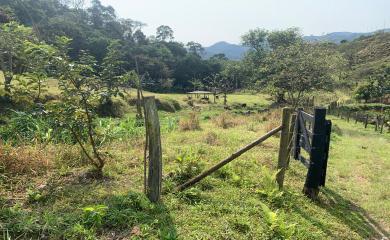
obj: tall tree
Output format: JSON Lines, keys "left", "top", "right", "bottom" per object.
{"left": 0, "top": 22, "right": 34, "bottom": 94}
{"left": 186, "top": 41, "right": 204, "bottom": 57}
{"left": 101, "top": 39, "right": 126, "bottom": 101}
{"left": 265, "top": 42, "right": 336, "bottom": 106}
{"left": 156, "top": 25, "right": 174, "bottom": 42}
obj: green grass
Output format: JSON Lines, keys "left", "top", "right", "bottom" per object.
{"left": 0, "top": 90, "right": 389, "bottom": 239}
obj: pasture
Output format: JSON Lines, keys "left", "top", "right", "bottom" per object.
{"left": 1, "top": 90, "right": 389, "bottom": 239}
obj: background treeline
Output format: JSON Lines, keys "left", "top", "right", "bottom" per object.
{"left": 0, "top": 0, "right": 389, "bottom": 102}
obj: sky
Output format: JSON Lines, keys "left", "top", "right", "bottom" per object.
{"left": 90, "top": 0, "right": 390, "bottom": 46}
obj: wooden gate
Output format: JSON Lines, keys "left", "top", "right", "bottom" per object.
{"left": 293, "top": 108, "right": 332, "bottom": 198}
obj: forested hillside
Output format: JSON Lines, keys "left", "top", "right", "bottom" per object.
{"left": 0, "top": 0, "right": 226, "bottom": 92}
{"left": 338, "top": 33, "right": 390, "bottom": 84}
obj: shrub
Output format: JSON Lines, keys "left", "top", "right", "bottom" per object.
{"left": 179, "top": 112, "right": 200, "bottom": 131}
{"left": 0, "top": 109, "right": 75, "bottom": 145}
{"left": 96, "top": 98, "right": 128, "bottom": 118}
{"left": 155, "top": 98, "right": 181, "bottom": 112}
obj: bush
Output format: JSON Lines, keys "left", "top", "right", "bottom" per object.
{"left": 0, "top": 109, "right": 75, "bottom": 145}
{"left": 96, "top": 98, "right": 129, "bottom": 118}
{"left": 156, "top": 98, "right": 182, "bottom": 112}
{"left": 179, "top": 112, "right": 201, "bottom": 131}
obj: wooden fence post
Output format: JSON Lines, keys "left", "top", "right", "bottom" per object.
{"left": 364, "top": 114, "right": 369, "bottom": 129}
{"left": 144, "top": 97, "right": 162, "bottom": 203}
{"left": 303, "top": 108, "right": 327, "bottom": 199}
{"left": 380, "top": 117, "right": 385, "bottom": 134}
{"left": 276, "top": 107, "right": 293, "bottom": 189}
{"left": 375, "top": 115, "right": 379, "bottom": 131}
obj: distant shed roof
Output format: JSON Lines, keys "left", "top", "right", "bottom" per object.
{"left": 187, "top": 91, "right": 213, "bottom": 94}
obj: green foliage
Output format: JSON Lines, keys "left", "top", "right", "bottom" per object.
{"left": 177, "top": 187, "right": 203, "bottom": 204}
{"left": 0, "top": 110, "right": 74, "bottom": 145}
{"left": 170, "top": 150, "right": 205, "bottom": 184}
{"left": 265, "top": 42, "right": 340, "bottom": 106}
{"left": 0, "top": 21, "right": 34, "bottom": 93}
{"left": 260, "top": 203, "right": 296, "bottom": 239}
{"left": 354, "top": 65, "right": 390, "bottom": 102}
{"left": 339, "top": 103, "right": 390, "bottom": 112}
{"left": 54, "top": 40, "right": 109, "bottom": 175}
{"left": 82, "top": 205, "right": 108, "bottom": 229}
{"left": 256, "top": 167, "right": 285, "bottom": 206}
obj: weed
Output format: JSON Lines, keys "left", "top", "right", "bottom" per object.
{"left": 260, "top": 203, "right": 296, "bottom": 239}
{"left": 179, "top": 112, "right": 201, "bottom": 131}
{"left": 256, "top": 167, "right": 285, "bottom": 207}
{"left": 27, "top": 188, "right": 44, "bottom": 203}
{"left": 82, "top": 205, "right": 108, "bottom": 229}
{"left": 177, "top": 188, "right": 203, "bottom": 204}
{"left": 213, "top": 112, "right": 241, "bottom": 129}
{"left": 263, "top": 109, "right": 281, "bottom": 133}
{"left": 230, "top": 218, "right": 251, "bottom": 234}
{"left": 170, "top": 150, "right": 204, "bottom": 184}
{"left": 205, "top": 131, "right": 218, "bottom": 145}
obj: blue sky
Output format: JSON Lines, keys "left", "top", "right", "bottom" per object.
{"left": 92, "top": 0, "right": 390, "bottom": 46}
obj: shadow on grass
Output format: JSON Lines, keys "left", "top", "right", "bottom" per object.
{"left": 318, "top": 188, "right": 389, "bottom": 239}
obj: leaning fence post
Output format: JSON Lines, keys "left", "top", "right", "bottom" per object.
{"left": 276, "top": 107, "right": 293, "bottom": 189}
{"left": 144, "top": 97, "right": 162, "bottom": 203}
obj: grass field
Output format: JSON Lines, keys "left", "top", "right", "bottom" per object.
{"left": 0, "top": 90, "right": 389, "bottom": 239}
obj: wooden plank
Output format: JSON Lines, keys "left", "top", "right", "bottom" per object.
{"left": 144, "top": 97, "right": 162, "bottom": 202}
{"left": 300, "top": 111, "right": 314, "bottom": 123}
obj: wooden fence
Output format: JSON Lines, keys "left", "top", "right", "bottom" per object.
{"left": 328, "top": 102, "right": 390, "bottom": 134}
{"left": 143, "top": 106, "right": 333, "bottom": 202}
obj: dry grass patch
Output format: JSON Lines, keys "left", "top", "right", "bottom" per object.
{"left": 179, "top": 112, "right": 201, "bottom": 131}
{"left": 213, "top": 112, "right": 246, "bottom": 129}
{"left": 204, "top": 131, "right": 219, "bottom": 145}
{"left": 263, "top": 109, "right": 282, "bottom": 132}
{"left": 0, "top": 144, "right": 54, "bottom": 176}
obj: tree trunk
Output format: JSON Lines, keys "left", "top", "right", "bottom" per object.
{"left": 4, "top": 75, "right": 12, "bottom": 94}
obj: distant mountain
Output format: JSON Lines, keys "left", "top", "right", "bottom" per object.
{"left": 304, "top": 29, "right": 390, "bottom": 44}
{"left": 205, "top": 29, "right": 390, "bottom": 60}
{"left": 203, "top": 41, "right": 249, "bottom": 60}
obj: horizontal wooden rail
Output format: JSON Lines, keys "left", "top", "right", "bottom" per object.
{"left": 176, "top": 125, "right": 283, "bottom": 192}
